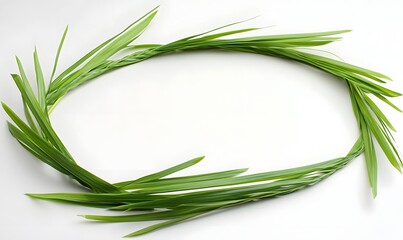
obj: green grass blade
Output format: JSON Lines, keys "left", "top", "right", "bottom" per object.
{"left": 7, "top": 122, "right": 70, "bottom": 175}
{"left": 50, "top": 6, "right": 159, "bottom": 88}
{"left": 123, "top": 212, "right": 207, "bottom": 237}
{"left": 82, "top": 206, "right": 210, "bottom": 222}
{"left": 78, "top": 10, "right": 157, "bottom": 72}
{"left": 15, "top": 57, "right": 40, "bottom": 133}
{"left": 23, "top": 103, "right": 39, "bottom": 134}
{"left": 303, "top": 51, "right": 393, "bottom": 83}
{"left": 181, "top": 16, "right": 260, "bottom": 41}
{"left": 361, "top": 116, "right": 378, "bottom": 197}
{"left": 193, "top": 28, "right": 260, "bottom": 41}
{"left": 50, "top": 25, "right": 69, "bottom": 82}
{"left": 125, "top": 44, "right": 163, "bottom": 50}
{"left": 114, "top": 168, "right": 248, "bottom": 190}
{"left": 226, "top": 30, "right": 351, "bottom": 43}
{"left": 372, "top": 93, "right": 402, "bottom": 112}
{"left": 118, "top": 156, "right": 204, "bottom": 187}
{"left": 33, "top": 48, "right": 46, "bottom": 112}
{"left": 133, "top": 155, "right": 358, "bottom": 194}
{"left": 26, "top": 192, "right": 171, "bottom": 203}
{"left": 363, "top": 94, "right": 396, "bottom": 132}
{"left": 2, "top": 102, "right": 120, "bottom": 193}
{"left": 10, "top": 74, "right": 73, "bottom": 158}
{"left": 353, "top": 87, "right": 402, "bottom": 172}
{"left": 48, "top": 6, "right": 159, "bottom": 99}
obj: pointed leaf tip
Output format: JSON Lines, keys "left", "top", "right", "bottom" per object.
{"left": 372, "top": 189, "right": 377, "bottom": 198}
{"left": 196, "top": 155, "right": 205, "bottom": 161}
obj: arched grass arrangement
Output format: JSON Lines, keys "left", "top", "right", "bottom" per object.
{"left": 3, "top": 6, "right": 401, "bottom": 237}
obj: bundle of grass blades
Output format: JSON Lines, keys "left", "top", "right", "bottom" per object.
{"left": 3, "top": 6, "right": 402, "bottom": 237}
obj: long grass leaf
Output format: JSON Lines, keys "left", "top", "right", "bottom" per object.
{"left": 15, "top": 57, "right": 40, "bottom": 133}
{"left": 49, "top": 6, "right": 159, "bottom": 89}
{"left": 361, "top": 115, "right": 378, "bottom": 197}
{"left": 363, "top": 94, "right": 396, "bottom": 132}
{"left": 50, "top": 25, "right": 69, "bottom": 82}
{"left": 114, "top": 168, "right": 248, "bottom": 190}
{"left": 10, "top": 74, "right": 73, "bottom": 158}
{"left": 2, "top": 103, "right": 120, "bottom": 193}
{"left": 123, "top": 212, "right": 207, "bottom": 237}
{"left": 353, "top": 87, "right": 402, "bottom": 172}
{"left": 123, "top": 156, "right": 204, "bottom": 185}
{"left": 33, "top": 49, "right": 46, "bottom": 112}
{"left": 48, "top": 6, "right": 159, "bottom": 101}
{"left": 372, "top": 93, "right": 402, "bottom": 112}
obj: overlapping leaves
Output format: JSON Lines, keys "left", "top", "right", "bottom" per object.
{"left": 3, "top": 6, "right": 401, "bottom": 237}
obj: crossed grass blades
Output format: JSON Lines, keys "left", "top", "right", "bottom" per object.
{"left": 3, "top": 6, "right": 402, "bottom": 237}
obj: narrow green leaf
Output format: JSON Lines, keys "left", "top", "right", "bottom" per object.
{"left": 225, "top": 30, "right": 351, "bottom": 43}
{"left": 23, "top": 103, "right": 39, "bottom": 134}
{"left": 15, "top": 57, "right": 40, "bottom": 133}
{"left": 26, "top": 192, "right": 170, "bottom": 203}
{"left": 9, "top": 74, "right": 72, "bottom": 158}
{"left": 179, "top": 16, "right": 260, "bottom": 41}
{"left": 363, "top": 94, "right": 396, "bottom": 132}
{"left": 125, "top": 44, "right": 163, "bottom": 50}
{"left": 48, "top": 6, "right": 159, "bottom": 104}
{"left": 372, "top": 93, "right": 402, "bottom": 112}
{"left": 2, "top": 102, "right": 120, "bottom": 193}
{"left": 82, "top": 206, "right": 210, "bottom": 222}
{"left": 123, "top": 212, "right": 206, "bottom": 237}
{"left": 193, "top": 28, "right": 260, "bottom": 42}
{"left": 33, "top": 48, "right": 46, "bottom": 112}
{"left": 7, "top": 122, "right": 69, "bottom": 174}
{"left": 115, "top": 168, "right": 248, "bottom": 190}
{"left": 361, "top": 115, "right": 378, "bottom": 197}
{"left": 353, "top": 87, "right": 402, "bottom": 172}
{"left": 50, "top": 6, "right": 159, "bottom": 89}
{"left": 133, "top": 155, "right": 357, "bottom": 194}
{"left": 304, "top": 51, "right": 393, "bottom": 83}
{"left": 50, "top": 25, "right": 69, "bottom": 82}
{"left": 121, "top": 156, "right": 205, "bottom": 186}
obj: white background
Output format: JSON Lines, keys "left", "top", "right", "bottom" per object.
{"left": 1, "top": 0, "right": 403, "bottom": 239}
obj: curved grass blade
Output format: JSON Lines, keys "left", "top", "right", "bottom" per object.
{"left": 119, "top": 156, "right": 205, "bottom": 188}
{"left": 114, "top": 168, "right": 248, "bottom": 190}
{"left": 33, "top": 48, "right": 46, "bottom": 112}
{"left": 81, "top": 206, "right": 210, "bottom": 222}
{"left": 123, "top": 212, "right": 207, "bottom": 237}
{"left": 49, "top": 6, "right": 159, "bottom": 88}
{"left": 363, "top": 94, "right": 396, "bottom": 132}
{"left": 50, "top": 25, "right": 69, "bottom": 82}
{"left": 47, "top": 6, "right": 159, "bottom": 105}
{"left": 372, "top": 93, "right": 402, "bottom": 112}
{"left": 361, "top": 116, "right": 378, "bottom": 197}
{"left": 2, "top": 103, "right": 120, "bottom": 193}
{"left": 15, "top": 57, "right": 40, "bottom": 133}
{"left": 9, "top": 73, "right": 73, "bottom": 158}
{"left": 353, "top": 87, "right": 402, "bottom": 172}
